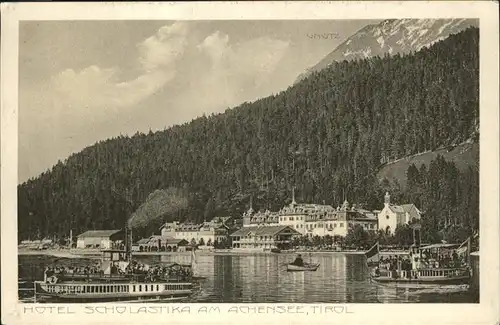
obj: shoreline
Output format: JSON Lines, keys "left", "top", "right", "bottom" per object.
{"left": 18, "top": 248, "right": 408, "bottom": 258}
{"left": 18, "top": 249, "right": 97, "bottom": 259}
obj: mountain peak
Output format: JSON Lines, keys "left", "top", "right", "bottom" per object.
{"left": 296, "top": 18, "right": 478, "bottom": 83}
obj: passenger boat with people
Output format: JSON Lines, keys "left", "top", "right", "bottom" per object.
{"left": 33, "top": 228, "right": 200, "bottom": 303}
{"left": 366, "top": 235, "right": 472, "bottom": 288}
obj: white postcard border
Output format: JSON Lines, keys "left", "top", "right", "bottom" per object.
{"left": 1, "top": 2, "right": 499, "bottom": 325}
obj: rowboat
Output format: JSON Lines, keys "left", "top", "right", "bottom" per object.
{"left": 287, "top": 263, "right": 320, "bottom": 272}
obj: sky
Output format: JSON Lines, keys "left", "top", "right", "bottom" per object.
{"left": 19, "top": 20, "right": 380, "bottom": 183}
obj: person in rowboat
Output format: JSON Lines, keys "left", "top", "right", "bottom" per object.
{"left": 291, "top": 254, "right": 304, "bottom": 267}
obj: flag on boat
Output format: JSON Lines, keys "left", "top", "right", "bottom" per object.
{"left": 365, "top": 242, "right": 380, "bottom": 266}
{"left": 191, "top": 247, "right": 197, "bottom": 275}
{"left": 456, "top": 237, "right": 470, "bottom": 256}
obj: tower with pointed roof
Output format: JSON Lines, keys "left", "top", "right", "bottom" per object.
{"left": 243, "top": 195, "right": 254, "bottom": 227}
{"left": 384, "top": 192, "right": 391, "bottom": 207}
{"left": 341, "top": 199, "right": 350, "bottom": 211}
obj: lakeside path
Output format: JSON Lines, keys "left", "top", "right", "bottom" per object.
{"left": 18, "top": 249, "right": 408, "bottom": 258}
{"left": 18, "top": 249, "right": 95, "bottom": 259}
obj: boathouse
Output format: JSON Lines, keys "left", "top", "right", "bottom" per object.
{"left": 159, "top": 221, "right": 229, "bottom": 246}
{"left": 76, "top": 230, "right": 124, "bottom": 249}
{"left": 230, "top": 225, "right": 300, "bottom": 250}
{"left": 132, "top": 236, "right": 189, "bottom": 252}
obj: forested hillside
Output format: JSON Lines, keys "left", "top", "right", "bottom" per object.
{"left": 18, "top": 28, "right": 479, "bottom": 241}
{"left": 377, "top": 141, "right": 478, "bottom": 187}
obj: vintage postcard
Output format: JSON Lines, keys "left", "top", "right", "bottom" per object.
{"left": 1, "top": 1, "right": 499, "bottom": 325}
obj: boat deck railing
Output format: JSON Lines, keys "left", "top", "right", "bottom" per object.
{"left": 47, "top": 269, "right": 193, "bottom": 283}
{"left": 38, "top": 282, "right": 193, "bottom": 296}
{"left": 378, "top": 267, "right": 469, "bottom": 279}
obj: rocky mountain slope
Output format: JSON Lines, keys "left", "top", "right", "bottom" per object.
{"left": 296, "top": 18, "right": 478, "bottom": 83}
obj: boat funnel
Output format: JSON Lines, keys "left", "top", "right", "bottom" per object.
{"left": 124, "top": 226, "right": 132, "bottom": 261}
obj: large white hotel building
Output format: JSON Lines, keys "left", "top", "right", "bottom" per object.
{"left": 242, "top": 193, "right": 379, "bottom": 238}
{"left": 241, "top": 191, "right": 421, "bottom": 237}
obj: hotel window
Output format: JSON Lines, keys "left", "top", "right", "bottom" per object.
{"left": 340, "top": 223, "right": 344, "bottom": 227}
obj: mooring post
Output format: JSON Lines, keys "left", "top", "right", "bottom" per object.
{"left": 33, "top": 282, "right": 37, "bottom": 303}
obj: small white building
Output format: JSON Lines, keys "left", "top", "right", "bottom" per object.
{"left": 377, "top": 192, "right": 421, "bottom": 234}
{"left": 76, "top": 230, "right": 124, "bottom": 249}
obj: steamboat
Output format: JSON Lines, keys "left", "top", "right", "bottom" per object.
{"left": 33, "top": 228, "right": 199, "bottom": 303}
{"left": 366, "top": 225, "right": 473, "bottom": 288}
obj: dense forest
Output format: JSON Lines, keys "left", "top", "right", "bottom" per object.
{"left": 378, "top": 155, "right": 479, "bottom": 244}
{"left": 18, "top": 28, "right": 479, "bottom": 241}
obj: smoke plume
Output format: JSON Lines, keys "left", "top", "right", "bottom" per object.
{"left": 127, "top": 188, "right": 188, "bottom": 229}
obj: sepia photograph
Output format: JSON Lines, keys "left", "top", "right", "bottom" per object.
{"left": 1, "top": 2, "right": 499, "bottom": 325}
{"left": 16, "top": 17, "right": 481, "bottom": 304}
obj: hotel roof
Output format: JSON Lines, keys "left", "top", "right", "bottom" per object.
{"left": 230, "top": 225, "right": 299, "bottom": 237}
{"left": 401, "top": 204, "right": 417, "bottom": 213}
{"left": 136, "top": 236, "right": 188, "bottom": 245}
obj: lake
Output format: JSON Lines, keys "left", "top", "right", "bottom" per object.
{"left": 18, "top": 253, "right": 479, "bottom": 303}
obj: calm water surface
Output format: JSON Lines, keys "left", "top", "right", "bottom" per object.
{"left": 19, "top": 253, "right": 478, "bottom": 303}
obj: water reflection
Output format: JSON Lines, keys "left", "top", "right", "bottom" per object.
{"left": 19, "top": 253, "right": 477, "bottom": 303}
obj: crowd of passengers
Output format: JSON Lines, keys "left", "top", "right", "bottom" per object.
{"left": 122, "top": 261, "right": 193, "bottom": 281}
{"left": 44, "top": 261, "right": 193, "bottom": 282}
{"left": 44, "top": 264, "right": 101, "bottom": 278}
{"left": 374, "top": 250, "right": 467, "bottom": 278}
